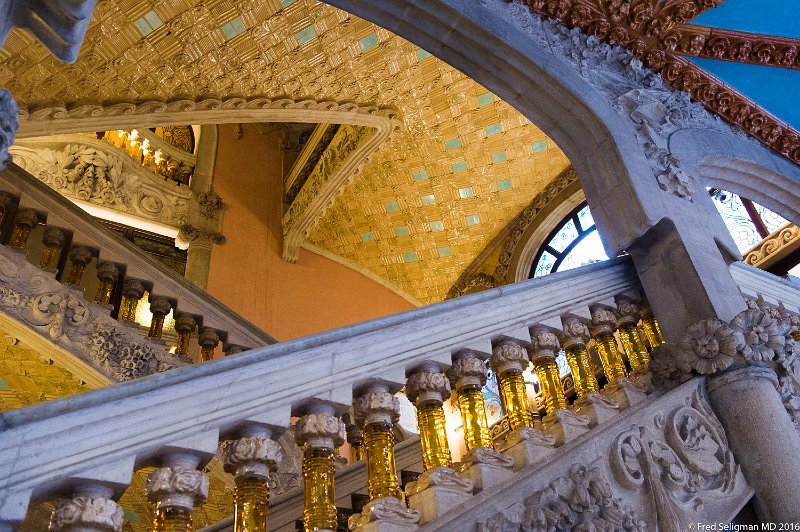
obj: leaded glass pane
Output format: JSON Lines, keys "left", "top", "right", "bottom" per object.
{"left": 556, "top": 230, "right": 609, "bottom": 273}
{"left": 484, "top": 366, "right": 504, "bottom": 425}
{"left": 755, "top": 202, "right": 789, "bottom": 234}
{"left": 534, "top": 250, "right": 557, "bottom": 278}
{"left": 710, "top": 191, "right": 764, "bottom": 253}
{"left": 577, "top": 205, "right": 595, "bottom": 231}
{"left": 549, "top": 218, "right": 579, "bottom": 252}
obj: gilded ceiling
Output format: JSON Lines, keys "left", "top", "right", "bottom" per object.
{"left": 0, "top": 0, "right": 570, "bottom": 304}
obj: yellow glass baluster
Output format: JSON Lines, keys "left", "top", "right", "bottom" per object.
{"left": 364, "top": 422, "right": 403, "bottom": 500}
{"left": 302, "top": 447, "right": 337, "bottom": 531}
{"left": 152, "top": 507, "right": 192, "bottom": 532}
{"left": 497, "top": 369, "right": 534, "bottom": 431}
{"left": 594, "top": 332, "right": 627, "bottom": 383}
{"left": 233, "top": 476, "right": 268, "bottom": 532}
{"left": 618, "top": 324, "right": 651, "bottom": 369}
{"left": 456, "top": 385, "right": 492, "bottom": 450}
{"left": 563, "top": 343, "right": 599, "bottom": 397}
{"left": 416, "top": 400, "right": 452, "bottom": 470}
{"left": 641, "top": 316, "right": 665, "bottom": 348}
{"left": 532, "top": 357, "right": 567, "bottom": 414}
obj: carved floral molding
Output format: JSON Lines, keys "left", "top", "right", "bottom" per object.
{"left": 0, "top": 245, "right": 187, "bottom": 383}
{"left": 517, "top": 0, "right": 800, "bottom": 173}
{"left": 676, "top": 24, "right": 800, "bottom": 71}
{"left": 743, "top": 222, "right": 800, "bottom": 269}
{"left": 10, "top": 136, "right": 192, "bottom": 229}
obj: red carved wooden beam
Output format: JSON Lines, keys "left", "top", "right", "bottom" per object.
{"left": 521, "top": 0, "right": 800, "bottom": 167}
{"left": 672, "top": 24, "right": 800, "bottom": 71}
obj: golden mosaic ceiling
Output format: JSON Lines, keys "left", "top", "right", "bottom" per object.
{"left": 0, "top": 0, "right": 570, "bottom": 304}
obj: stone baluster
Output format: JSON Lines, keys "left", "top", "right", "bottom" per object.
{"left": 560, "top": 314, "right": 620, "bottom": 426}
{"left": 174, "top": 314, "right": 196, "bottom": 360}
{"left": 224, "top": 426, "right": 283, "bottom": 532}
{"left": 9, "top": 208, "right": 37, "bottom": 251}
{"left": 118, "top": 279, "right": 145, "bottom": 322}
{"left": 529, "top": 325, "right": 590, "bottom": 445}
{"left": 93, "top": 262, "right": 118, "bottom": 306}
{"left": 146, "top": 453, "right": 208, "bottom": 532}
{"left": 148, "top": 296, "right": 173, "bottom": 339}
{"left": 49, "top": 484, "right": 124, "bottom": 532}
{"left": 64, "top": 245, "right": 93, "bottom": 286}
{"left": 295, "top": 404, "right": 345, "bottom": 532}
{"left": 224, "top": 344, "right": 249, "bottom": 356}
{"left": 638, "top": 294, "right": 664, "bottom": 348}
{"left": 344, "top": 413, "right": 364, "bottom": 462}
{"left": 405, "top": 364, "right": 473, "bottom": 525}
{"left": 589, "top": 304, "right": 647, "bottom": 408}
{"left": 39, "top": 226, "right": 66, "bottom": 272}
{"left": 448, "top": 351, "right": 513, "bottom": 491}
{"left": 348, "top": 385, "right": 419, "bottom": 532}
{"left": 198, "top": 326, "right": 219, "bottom": 362}
{"left": 489, "top": 339, "right": 555, "bottom": 471}
{"left": 615, "top": 294, "right": 651, "bottom": 386}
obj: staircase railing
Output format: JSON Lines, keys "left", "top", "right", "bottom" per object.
{"left": 0, "top": 256, "right": 640, "bottom": 527}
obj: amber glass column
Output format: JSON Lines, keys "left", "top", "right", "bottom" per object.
{"left": 0, "top": 192, "right": 13, "bottom": 233}
{"left": 198, "top": 326, "right": 219, "bottom": 362}
{"left": 147, "top": 454, "right": 207, "bottom": 532}
{"left": 640, "top": 309, "right": 665, "bottom": 348}
{"left": 354, "top": 386, "right": 404, "bottom": 502}
{"left": 93, "top": 262, "right": 118, "bottom": 304}
{"left": 345, "top": 415, "right": 365, "bottom": 462}
{"left": 9, "top": 208, "right": 38, "bottom": 251}
{"left": 530, "top": 325, "right": 570, "bottom": 415}
{"left": 118, "top": 279, "right": 145, "bottom": 321}
{"left": 559, "top": 315, "right": 600, "bottom": 398}
{"left": 224, "top": 426, "right": 282, "bottom": 532}
{"left": 490, "top": 342, "right": 535, "bottom": 431}
{"left": 615, "top": 294, "right": 651, "bottom": 370}
{"left": 448, "top": 353, "right": 494, "bottom": 451}
{"left": 64, "top": 246, "right": 92, "bottom": 285}
{"left": 589, "top": 304, "right": 628, "bottom": 384}
{"left": 406, "top": 365, "right": 454, "bottom": 471}
{"left": 39, "top": 226, "right": 65, "bottom": 271}
{"left": 174, "top": 314, "right": 196, "bottom": 358}
{"left": 295, "top": 405, "right": 344, "bottom": 532}
{"left": 148, "top": 296, "right": 172, "bottom": 338}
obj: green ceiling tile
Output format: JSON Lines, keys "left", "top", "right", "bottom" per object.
{"left": 466, "top": 214, "right": 481, "bottom": 226}
{"left": 416, "top": 48, "right": 432, "bottom": 61}
{"left": 0, "top": 376, "right": 8, "bottom": 391}
{"left": 395, "top": 226, "right": 410, "bottom": 236}
{"left": 451, "top": 161, "right": 467, "bottom": 172}
{"left": 438, "top": 247, "right": 452, "bottom": 257}
{"left": 477, "top": 92, "right": 494, "bottom": 107}
{"left": 421, "top": 194, "right": 436, "bottom": 206}
{"left": 359, "top": 33, "right": 379, "bottom": 52}
{"left": 360, "top": 231, "right": 375, "bottom": 242}
{"left": 385, "top": 201, "right": 400, "bottom": 212}
{"left": 497, "top": 179, "right": 513, "bottom": 191}
{"left": 403, "top": 251, "right": 418, "bottom": 262}
{"left": 445, "top": 137, "right": 462, "bottom": 150}
{"left": 222, "top": 17, "right": 246, "bottom": 40}
{"left": 491, "top": 151, "right": 507, "bottom": 163}
{"left": 412, "top": 169, "right": 429, "bottom": 181}
{"left": 430, "top": 220, "right": 445, "bottom": 231}
{"left": 295, "top": 26, "right": 317, "bottom": 45}
{"left": 485, "top": 122, "right": 502, "bottom": 137}
{"left": 280, "top": 0, "right": 297, "bottom": 7}
{"left": 459, "top": 187, "right": 475, "bottom": 199}
{"left": 531, "top": 140, "right": 548, "bottom": 153}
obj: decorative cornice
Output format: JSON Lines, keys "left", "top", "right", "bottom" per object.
{"left": 519, "top": 0, "right": 800, "bottom": 170}
{"left": 675, "top": 24, "right": 800, "bottom": 71}
{"left": 743, "top": 222, "right": 800, "bottom": 269}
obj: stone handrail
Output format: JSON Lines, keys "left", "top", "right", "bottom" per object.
{"left": 0, "top": 162, "right": 276, "bottom": 349}
{"left": 730, "top": 261, "right": 800, "bottom": 312}
{"left": 0, "top": 257, "right": 638, "bottom": 520}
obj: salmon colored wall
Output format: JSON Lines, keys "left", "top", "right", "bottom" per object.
{"left": 206, "top": 124, "right": 414, "bottom": 342}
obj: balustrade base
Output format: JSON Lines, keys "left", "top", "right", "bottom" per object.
{"left": 541, "top": 409, "right": 590, "bottom": 446}
{"left": 602, "top": 377, "right": 648, "bottom": 409}
{"left": 573, "top": 392, "right": 621, "bottom": 427}
{"left": 457, "top": 461, "right": 513, "bottom": 493}
{"left": 407, "top": 483, "right": 470, "bottom": 526}
{"left": 630, "top": 366, "right": 653, "bottom": 392}
{"left": 89, "top": 301, "right": 115, "bottom": 317}
{"left": 497, "top": 428, "right": 556, "bottom": 472}
{"left": 348, "top": 496, "right": 419, "bottom": 532}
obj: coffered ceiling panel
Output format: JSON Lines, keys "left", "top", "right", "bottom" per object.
{"left": 0, "top": 0, "right": 569, "bottom": 304}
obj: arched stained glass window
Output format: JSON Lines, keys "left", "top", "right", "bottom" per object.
{"left": 709, "top": 188, "right": 788, "bottom": 253}
{"left": 531, "top": 202, "right": 609, "bottom": 278}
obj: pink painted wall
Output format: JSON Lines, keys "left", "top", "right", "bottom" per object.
{"left": 206, "top": 124, "right": 414, "bottom": 342}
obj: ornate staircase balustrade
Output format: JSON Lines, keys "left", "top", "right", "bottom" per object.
{"left": 0, "top": 256, "right": 640, "bottom": 529}
{"left": 0, "top": 162, "right": 275, "bottom": 381}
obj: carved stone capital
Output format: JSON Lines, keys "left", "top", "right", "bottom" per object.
{"left": 589, "top": 303, "right": 618, "bottom": 336}
{"left": 42, "top": 226, "right": 66, "bottom": 248}
{"left": 354, "top": 390, "right": 400, "bottom": 426}
{"left": 225, "top": 344, "right": 249, "bottom": 356}
{"left": 174, "top": 313, "right": 196, "bottom": 335}
{"left": 197, "top": 191, "right": 223, "bottom": 219}
{"left": 15, "top": 208, "right": 38, "bottom": 228}
{"left": 120, "top": 279, "right": 145, "bottom": 300}
{"left": 295, "top": 412, "right": 345, "bottom": 449}
{"left": 224, "top": 436, "right": 283, "bottom": 479}
{"left": 529, "top": 325, "right": 561, "bottom": 362}
{"left": 448, "top": 353, "right": 488, "bottom": 390}
{"left": 458, "top": 447, "right": 514, "bottom": 471}
{"left": 177, "top": 223, "right": 226, "bottom": 247}
{"left": 95, "top": 262, "right": 118, "bottom": 283}
{"left": 489, "top": 341, "right": 530, "bottom": 375}
{"left": 730, "top": 308, "right": 785, "bottom": 364}
{"left": 149, "top": 296, "right": 172, "bottom": 317}
{"left": 198, "top": 326, "right": 220, "bottom": 349}
{"left": 50, "top": 495, "right": 124, "bottom": 532}
{"left": 346, "top": 423, "right": 364, "bottom": 445}
{"left": 680, "top": 318, "right": 742, "bottom": 375}
{"left": 68, "top": 245, "right": 93, "bottom": 266}
{"left": 0, "top": 90, "right": 18, "bottom": 170}
{"left": 406, "top": 367, "right": 451, "bottom": 405}
{"left": 347, "top": 496, "right": 420, "bottom": 529}
{"left": 146, "top": 467, "right": 208, "bottom": 510}
{"left": 405, "top": 466, "right": 474, "bottom": 497}
{"left": 559, "top": 314, "right": 591, "bottom": 348}
{"left": 614, "top": 294, "right": 642, "bottom": 327}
